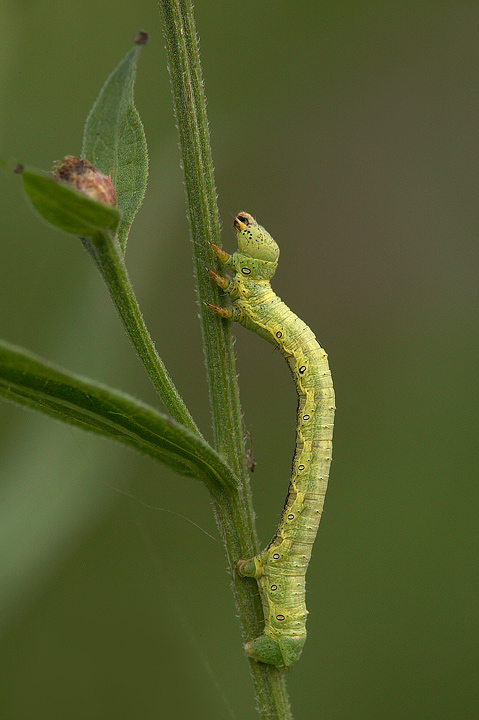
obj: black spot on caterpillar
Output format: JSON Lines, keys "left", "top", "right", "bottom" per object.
{"left": 207, "top": 212, "right": 335, "bottom": 669}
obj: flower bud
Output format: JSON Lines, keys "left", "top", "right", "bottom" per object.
{"left": 52, "top": 156, "right": 117, "bottom": 207}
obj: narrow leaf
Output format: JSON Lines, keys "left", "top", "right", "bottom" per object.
{"left": 82, "top": 35, "right": 149, "bottom": 251}
{"left": 21, "top": 167, "right": 121, "bottom": 236}
{"left": 0, "top": 340, "right": 238, "bottom": 491}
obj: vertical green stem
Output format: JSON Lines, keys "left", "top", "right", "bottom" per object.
{"left": 157, "top": 1, "right": 294, "bottom": 717}
{"left": 210, "top": 485, "right": 294, "bottom": 720}
{"left": 157, "top": 0, "right": 246, "bottom": 471}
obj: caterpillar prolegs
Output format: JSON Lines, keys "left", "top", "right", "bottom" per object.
{"left": 208, "top": 213, "right": 334, "bottom": 669}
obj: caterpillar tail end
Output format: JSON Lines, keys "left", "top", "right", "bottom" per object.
{"left": 244, "top": 633, "right": 306, "bottom": 669}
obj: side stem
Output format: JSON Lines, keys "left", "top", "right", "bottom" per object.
{"left": 81, "top": 232, "right": 199, "bottom": 433}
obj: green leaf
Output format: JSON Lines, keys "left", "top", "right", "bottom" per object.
{"left": 21, "top": 167, "right": 121, "bottom": 236}
{"left": 82, "top": 38, "right": 149, "bottom": 251}
{"left": 0, "top": 340, "right": 238, "bottom": 492}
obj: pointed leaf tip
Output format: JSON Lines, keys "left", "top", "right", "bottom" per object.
{"left": 82, "top": 40, "right": 148, "bottom": 251}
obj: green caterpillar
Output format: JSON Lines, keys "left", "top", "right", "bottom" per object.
{"left": 208, "top": 212, "right": 335, "bottom": 669}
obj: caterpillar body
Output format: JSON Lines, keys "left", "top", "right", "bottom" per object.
{"left": 208, "top": 212, "right": 335, "bottom": 669}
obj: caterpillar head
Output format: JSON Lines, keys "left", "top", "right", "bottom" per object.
{"left": 234, "top": 212, "right": 280, "bottom": 263}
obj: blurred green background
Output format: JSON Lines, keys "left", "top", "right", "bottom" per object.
{"left": 1, "top": 1, "right": 477, "bottom": 718}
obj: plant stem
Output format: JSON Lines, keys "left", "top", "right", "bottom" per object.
{"left": 157, "top": 0, "right": 247, "bottom": 471}
{"left": 157, "top": 1, "right": 293, "bottom": 717}
{"left": 81, "top": 232, "right": 199, "bottom": 433}
{"left": 209, "top": 485, "right": 294, "bottom": 720}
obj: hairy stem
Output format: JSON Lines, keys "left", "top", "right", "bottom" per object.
{"left": 81, "top": 232, "right": 199, "bottom": 433}
{"left": 158, "top": 0, "right": 246, "bottom": 468}
{"left": 157, "top": 1, "right": 293, "bottom": 717}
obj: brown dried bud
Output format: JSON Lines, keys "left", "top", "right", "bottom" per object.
{"left": 134, "top": 30, "right": 149, "bottom": 45}
{"left": 52, "top": 156, "right": 117, "bottom": 207}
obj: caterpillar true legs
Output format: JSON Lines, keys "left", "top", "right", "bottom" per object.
{"left": 208, "top": 212, "right": 335, "bottom": 669}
